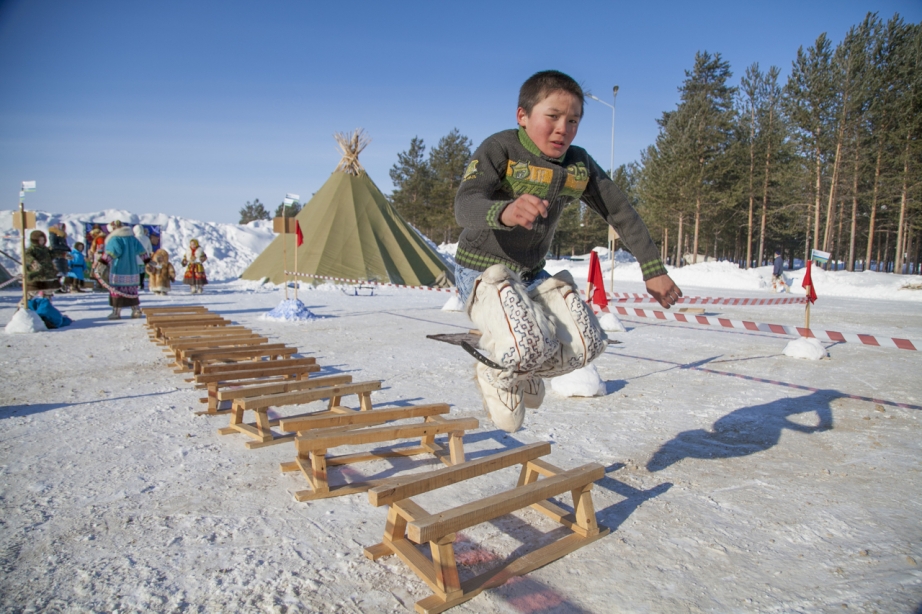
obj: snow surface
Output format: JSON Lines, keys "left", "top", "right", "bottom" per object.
{"left": 1, "top": 212, "right": 921, "bottom": 612}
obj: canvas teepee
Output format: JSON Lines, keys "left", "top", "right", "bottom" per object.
{"left": 241, "top": 130, "right": 453, "bottom": 287}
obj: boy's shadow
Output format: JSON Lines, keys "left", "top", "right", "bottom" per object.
{"left": 647, "top": 389, "right": 840, "bottom": 472}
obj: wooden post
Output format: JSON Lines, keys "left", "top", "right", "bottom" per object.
{"left": 19, "top": 200, "right": 28, "bottom": 310}
{"left": 804, "top": 287, "right": 811, "bottom": 329}
{"left": 282, "top": 207, "right": 289, "bottom": 300}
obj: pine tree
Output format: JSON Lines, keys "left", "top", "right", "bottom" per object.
{"left": 428, "top": 129, "right": 472, "bottom": 243}
{"left": 274, "top": 201, "right": 302, "bottom": 219}
{"left": 239, "top": 199, "right": 271, "bottom": 224}
{"left": 389, "top": 137, "right": 433, "bottom": 232}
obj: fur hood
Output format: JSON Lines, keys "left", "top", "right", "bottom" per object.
{"left": 48, "top": 224, "right": 67, "bottom": 238}
{"left": 104, "top": 226, "right": 134, "bottom": 244}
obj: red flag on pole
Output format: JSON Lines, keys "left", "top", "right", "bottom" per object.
{"left": 802, "top": 260, "right": 817, "bottom": 304}
{"left": 295, "top": 220, "right": 303, "bottom": 247}
{"left": 587, "top": 250, "right": 608, "bottom": 309}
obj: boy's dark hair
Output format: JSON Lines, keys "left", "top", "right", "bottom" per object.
{"left": 74, "top": 242, "right": 85, "bottom": 250}
{"left": 518, "top": 70, "right": 585, "bottom": 117}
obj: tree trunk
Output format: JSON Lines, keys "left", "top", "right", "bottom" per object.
{"left": 693, "top": 191, "right": 701, "bottom": 265}
{"left": 758, "top": 104, "right": 775, "bottom": 267}
{"left": 746, "top": 102, "right": 756, "bottom": 269}
{"left": 894, "top": 133, "right": 911, "bottom": 275}
{"left": 847, "top": 137, "right": 860, "bottom": 271}
{"left": 823, "top": 135, "right": 844, "bottom": 252}
{"left": 864, "top": 143, "right": 883, "bottom": 272}
{"left": 813, "top": 143, "right": 823, "bottom": 252}
{"left": 676, "top": 215, "right": 684, "bottom": 267}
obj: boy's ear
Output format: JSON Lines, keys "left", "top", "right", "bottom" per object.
{"left": 516, "top": 107, "right": 529, "bottom": 127}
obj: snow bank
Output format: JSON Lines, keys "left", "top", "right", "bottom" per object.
{"left": 441, "top": 294, "right": 464, "bottom": 312}
{"left": 550, "top": 364, "right": 605, "bottom": 397}
{"left": 260, "top": 299, "right": 318, "bottom": 322}
{"left": 4, "top": 308, "right": 46, "bottom": 334}
{"left": 598, "top": 312, "right": 626, "bottom": 332}
{"left": 783, "top": 337, "right": 829, "bottom": 360}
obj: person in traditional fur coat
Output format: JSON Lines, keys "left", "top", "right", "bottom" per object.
{"left": 64, "top": 241, "right": 88, "bottom": 292}
{"left": 181, "top": 239, "right": 208, "bottom": 294}
{"left": 47, "top": 223, "right": 71, "bottom": 291}
{"left": 95, "top": 221, "right": 150, "bottom": 319}
{"left": 146, "top": 249, "right": 176, "bottom": 295}
{"left": 23, "top": 230, "right": 60, "bottom": 296}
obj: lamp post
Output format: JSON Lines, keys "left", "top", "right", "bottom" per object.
{"left": 587, "top": 86, "right": 619, "bottom": 292}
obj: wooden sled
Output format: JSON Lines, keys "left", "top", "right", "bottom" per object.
{"left": 176, "top": 343, "right": 297, "bottom": 373}
{"left": 140, "top": 305, "right": 209, "bottom": 316}
{"left": 164, "top": 335, "right": 269, "bottom": 366}
{"left": 217, "top": 378, "right": 383, "bottom": 449}
{"left": 364, "top": 442, "right": 608, "bottom": 614}
{"left": 155, "top": 325, "right": 254, "bottom": 345}
{"left": 278, "top": 406, "right": 477, "bottom": 502}
{"left": 193, "top": 358, "right": 324, "bottom": 414}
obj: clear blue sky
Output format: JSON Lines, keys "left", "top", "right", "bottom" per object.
{"left": 1, "top": 0, "right": 919, "bottom": 224}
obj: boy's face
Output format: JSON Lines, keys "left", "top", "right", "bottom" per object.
{"left": 516, "top": 90, "right": 582, "bottom": 158}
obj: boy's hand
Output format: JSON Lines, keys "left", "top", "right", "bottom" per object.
{"left": 646, "top": 274, "right": 682, "bottom": 309}
{"left": 500, "top": 195, "right": 548, "bottom": 230}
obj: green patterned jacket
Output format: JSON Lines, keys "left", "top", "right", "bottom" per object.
{"left": 454, "top": 128, "right": 666, "bottom": 281}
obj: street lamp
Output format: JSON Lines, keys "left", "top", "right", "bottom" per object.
{"left": 587, "top": 86, "right": 620, "bottom": 291}
{"left": 587, "top": 85, "right": 619, "bottom": 179}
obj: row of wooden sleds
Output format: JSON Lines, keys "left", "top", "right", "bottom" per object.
{"left": 143, "top": 305, "right": 610, "bottom": 614}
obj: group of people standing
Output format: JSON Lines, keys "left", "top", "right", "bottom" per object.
{"left": 22, "top": 221, "right": 209, "bottom": 321}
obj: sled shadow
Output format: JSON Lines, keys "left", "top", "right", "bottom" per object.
{"left": 0, "top": 390, "right": 177, "bottom": 420}
{"left": 646, "top": 389, "right": 840, "bottom": 472}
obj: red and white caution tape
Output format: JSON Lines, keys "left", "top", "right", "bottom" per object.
{"left": 284, "top": 271, "right": 458, "bottom": 294}
{"left": 0, "top": 274, "right": 22, "bottom": 290}
{"left": 586, "top": 290, "right": 807, "bottom": 306}
{"left": 598, "top": 304, "right": 918, "bottom": 351}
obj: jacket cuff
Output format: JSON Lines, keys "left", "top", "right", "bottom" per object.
{"left": 640, "top": 259, "right": 668, "bottom": 281}
{"left": 487, "top": 201, "right": 514, "bottom": 231}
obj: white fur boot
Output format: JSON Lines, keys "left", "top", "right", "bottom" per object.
{"left": 529, "top": 270, "right": 608, "bottom": 378}
{"left": 475, "top": 363, "right": 525, "bottom": 432}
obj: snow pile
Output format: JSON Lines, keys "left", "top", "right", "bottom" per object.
{"left": 260, "top": 299, "right": 317, "bottom": 322}
{"left": 783, "top": 337, "right": 829, "bottom": 360}
{"left": 441, "top": 294, "right": 464, "bottom": 312}
{"left": 550, "top": 363, "right": 605, "bottom": 397}
{"left": 598, "top": 312, "right": 626, "bottom": 332}
{"left": 4, "top": 308, "right": 46, "bottom": 334}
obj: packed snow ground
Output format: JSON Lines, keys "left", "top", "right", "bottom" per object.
{"left": 1, "top": 211, "right": 921, "bottom": 613}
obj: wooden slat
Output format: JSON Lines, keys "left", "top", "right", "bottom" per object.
{"left": 406, "top": 463, "right": 604, "bottom": 544}
{"left": 166, "top": 335, "right": 266, "bottom": 350}
{"left": 182, "top": 342, "right": 290, "bottom": 359}
{"left": 280, "top": 403, "right": 449, "bottom": 433}
{"left": 193, "top": 369, "right": 320, "bottom": 390}
{"left": 141, "top": 305, "right": 208, "bottom": 314}
{"left": 215, "top": 374, "right": 350, "bottom": 400}
{"left": 367, "top": 442, "right": 551, "bottom": 507}
{"left": 199, "top": 356, "right": 316, "bottom": 375}
{"left": 237, "top": 380, "right": 382, "bottom": 410}
{"left": 296, "top": 417, "right": 478, "bottom": 452}
{"left": 195, "top": 365, "right": 319, "bottom": 384}
{"left": 160, "top": 326, "right": 248, "bottom": 338}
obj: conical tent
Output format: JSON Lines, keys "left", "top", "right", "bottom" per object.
{"left": 240, "top": 130, "right": 453, "bottom": 287}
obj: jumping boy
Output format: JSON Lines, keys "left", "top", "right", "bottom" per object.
{"left": 454, "top": 70, "right": 682, "bottom": 433}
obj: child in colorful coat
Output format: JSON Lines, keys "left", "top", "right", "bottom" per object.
{"left": 65, "top": 242, "right": 88, "bottom": 292}
{"left": 181, "top": 239, "right": 208, "bottom": 294}
{"left": 146, "top": 249, "right": 176, "bottom": 295}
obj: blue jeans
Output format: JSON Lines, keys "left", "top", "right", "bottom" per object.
{"left": 455, "top": 263, "right": 551, "bottom": 307}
